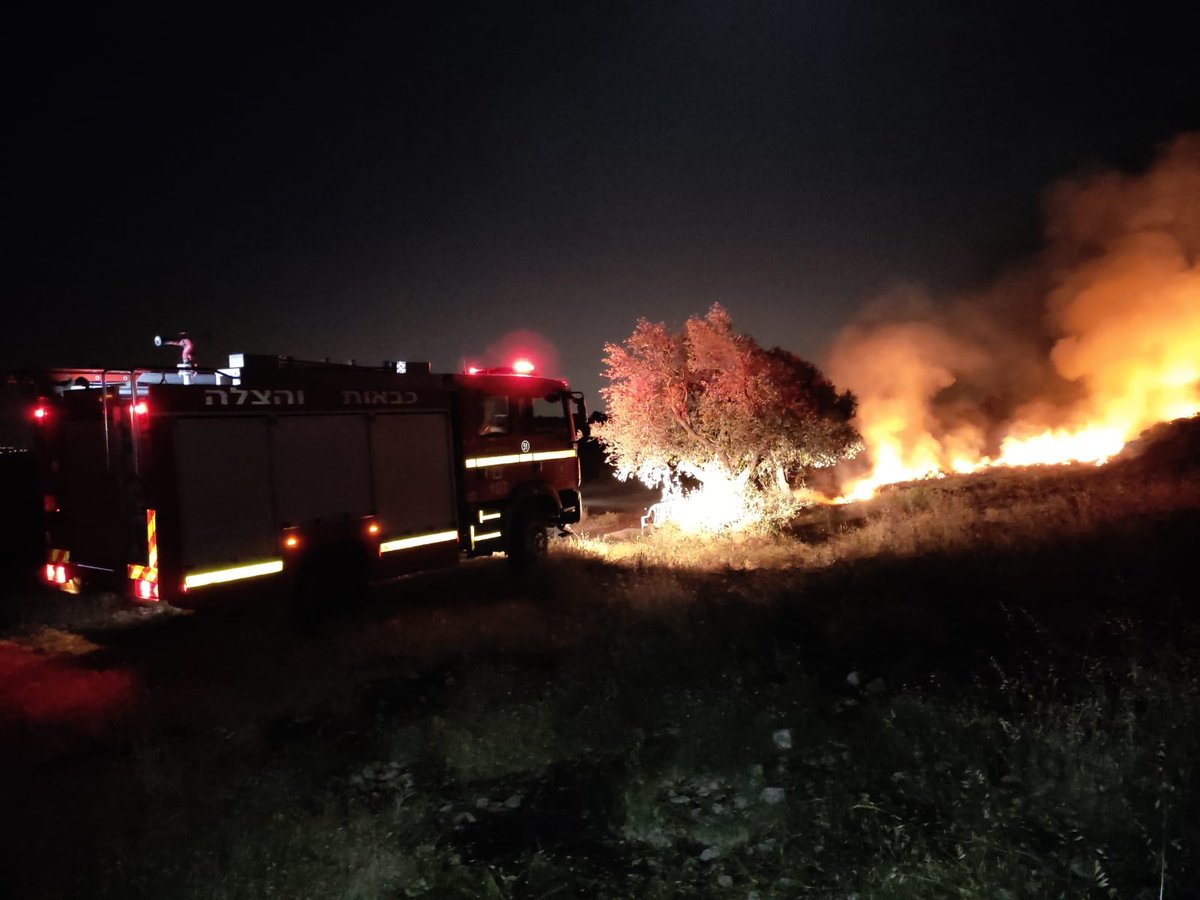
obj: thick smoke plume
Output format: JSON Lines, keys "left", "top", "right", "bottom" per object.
{"left": 828, "top": 133, "right": 1200, "bottom": 493}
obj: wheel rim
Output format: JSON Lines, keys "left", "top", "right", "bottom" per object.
{"left": 530, "top": 523, "right": 549, "bottom": 557}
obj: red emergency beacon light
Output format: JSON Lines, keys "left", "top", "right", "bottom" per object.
{"left": 465, "top": 359, "right": 537, "bottom": 375}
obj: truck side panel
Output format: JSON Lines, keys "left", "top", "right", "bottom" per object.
{"left": 272, "top": 415, "right": 373, "bottom": 525}
{"left": 174, "top": 417, "right": 276, "bottom": 568}
{"left": 370, "top": 412, "right": 457, "bottom": 534}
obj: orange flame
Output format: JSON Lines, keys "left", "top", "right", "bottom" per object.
{"left": 830, "top": 133, "right": 1200, "bottom": 501}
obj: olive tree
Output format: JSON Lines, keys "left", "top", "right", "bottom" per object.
{"left": 594, "top": 305, "right": 862, "bottom": 507}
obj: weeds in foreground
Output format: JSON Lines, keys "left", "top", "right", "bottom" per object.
{"left": 34, "top": 647, "right": 1194, "bottom": 900}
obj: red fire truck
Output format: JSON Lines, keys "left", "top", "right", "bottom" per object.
{"left": 22, "top": 350, "right": 585, "bottom": 608}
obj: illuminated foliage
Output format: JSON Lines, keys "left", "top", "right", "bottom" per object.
{"left": 596, "top": 305, "right": 863, "bottom": 499}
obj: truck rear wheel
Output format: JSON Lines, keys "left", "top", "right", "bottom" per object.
{"left": 291, "top": 541, "right": 369, "bottom": 629}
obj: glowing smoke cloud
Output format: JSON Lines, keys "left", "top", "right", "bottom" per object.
{"left": 829, "top": 133, "right": 1200, "bottom": 498}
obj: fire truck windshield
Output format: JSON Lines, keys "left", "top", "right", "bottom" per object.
{"left": 530, "top": 393, "right": 568, "bottom": 434}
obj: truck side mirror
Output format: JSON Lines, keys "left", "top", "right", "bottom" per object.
{"left": 570, "top": 391, "right": 588, "bottom": 442}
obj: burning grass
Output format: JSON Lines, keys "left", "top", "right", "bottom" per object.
{"left": 828, "top": 135, "right": 1200, "bottom": 503}
{"left": 577, "top": 434, "right": 1200, "bottom": 581}
{"left": 3, "top": 425, "right": 1200, "bottom": 898}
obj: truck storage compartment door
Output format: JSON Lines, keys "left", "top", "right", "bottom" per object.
{"left": 175, "top": 417, "right": 276, "bottom": 569}
{"left": 370, "top": 413, "right": 458, "bottom": 535}
{"left": 272, "top": 415, "right": 373, "bottom": 526}
{"left": 52, "top": 419, "right": 131, "bottom": 570}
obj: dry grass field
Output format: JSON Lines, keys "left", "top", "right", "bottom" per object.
{"left": 1, "top": 418, "right": 1198, "bottom": 899}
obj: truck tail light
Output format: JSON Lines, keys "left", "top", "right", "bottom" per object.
{"left": 133, "top": 401, "right": 149, "bottom": 416}
{"left": 128, "top": 562, "right": 160, "bottom": 602}
{"left": 46, "top": 563, "right": 81, "bottom": 593}
{"left": 33, "top": 406, "right": 49, "bottom": 421}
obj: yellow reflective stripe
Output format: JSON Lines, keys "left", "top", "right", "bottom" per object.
{"left": 464, "top": 448, "right": 577, "bottom": 469}
{"left": 379, "top": 529, "right": 459, "bottom": 554}
{"left": 478, "top": 510, "right": 501, "bottom": 522}
{"left": 183, "top": 559, "right": 284, "bottom": 589}
{"left": 464, "top": 453, "right": 522, "bottom": 469}
{"left": 530, "top": 449, "right": 578, "bottom": 462}
{"left": 470, "top": 525, "right": 502, "bottom": 548}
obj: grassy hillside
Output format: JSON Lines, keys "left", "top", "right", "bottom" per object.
{"left": 2, "top": 419, "right": 1198, "bottom": 898}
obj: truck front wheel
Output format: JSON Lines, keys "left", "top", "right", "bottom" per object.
{"left": 508, "top": 505, "right": 552, "bottom": 572}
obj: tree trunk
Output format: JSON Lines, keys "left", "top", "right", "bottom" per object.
{"left": 774, "top": 464, "right": 789, "bottom": 492}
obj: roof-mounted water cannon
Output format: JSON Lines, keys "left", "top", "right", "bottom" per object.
{"left": 154, "top": 332, "right": 194, "bottom": 365}
{"left": 154, "top": 332, "right": 196, "bottom": 384}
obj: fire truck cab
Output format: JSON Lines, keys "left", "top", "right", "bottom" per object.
{"left": 24, "top": 352, "right": 585, "bottom": 607}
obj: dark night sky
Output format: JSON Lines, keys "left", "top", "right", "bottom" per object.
{"left": 9, "top": 1, "right": 1199, "bottom": 402}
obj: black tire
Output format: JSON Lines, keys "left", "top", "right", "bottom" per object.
{"left": 290, "top": 541, "right": 369, "bottom": 630}
{"left": 290, "top": 559, "right": 327, "bottom": 632}
{"left": 509, "top": 507, "right": 552, "bottom": 572}
{"left": 339, "top": 542, "right": 371, "bottom": 612}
